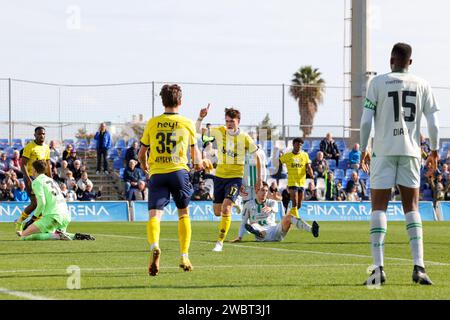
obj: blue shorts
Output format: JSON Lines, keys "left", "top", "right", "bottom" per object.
{"left": 288, "top": 186, "right": 305, "bottom": 193}
{"left": 213, "top": 177, "right": 243, "bottom": 204}
{"left": 148, "top": 170, "right": 193, "bottom": 210}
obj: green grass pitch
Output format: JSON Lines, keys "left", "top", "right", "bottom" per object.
{"left": 1, "top": 221, "right": 450, "bottom": 300}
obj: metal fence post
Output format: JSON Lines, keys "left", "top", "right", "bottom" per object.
{"left": 151, "top": 81, "right": 155, "bottom": 117}
{"left": 8, "top": 78, "right": 12, "bottom": 146}
{"left": 282, "top": 83, "right": 286, "bottom": 143}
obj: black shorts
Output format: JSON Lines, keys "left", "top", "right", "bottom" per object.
{"left": 213, "top": 177, "right": 243, "bottom": 204}
{"left": 148, "top": 170, "right": 193, "bottom": 210}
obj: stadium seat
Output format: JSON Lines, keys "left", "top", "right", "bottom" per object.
{"left": 0, "top": 139, "right": 8, "bottom": 150}
{"left": 75, "top": 139, "right": 88, "bottom": 151}
{"left": 422, "top": 189, "right": 433, "bottom": 201}
{"left": 327, "top": 160, "right": 336, "bottom": 171}
{"left": 302, "top": 140, "right": 311, "bottom": 152}
{"left": 114, "top": 139, "right": 126, "bottom": 149}
{"left": 3, "top": 147, "right": 14, "bottom": 157}
{"left": 88, "top": 140, "right": 97, "bottom": 150}
{"left": 342, "top": 149, "right": 351, "bottom": 159}
{"left": 359, "top": 170, "right": 369, "bottom": 181}
{"left": 342, "top": 177, "right": 349, "bottom": 189}
{"left": 336, "top": 140, "right": 346, "bottom": 153}
{"left": 127, "top": 138, "right": 137, "bottom": 148}
{"left": 441, "top": 141, "right": 450, "bottom": 151}
{"left": 345, "top": 169, "right": 355, "bottom": 178}
{"left": 309, "top": 150, "right": 319, "bottom": 160}
{"left": 119, "top": 168, "right": 125, "bottom": 179}
{"left": 334, "top": 169, "right": 345, "bottom": 181}
{"left": 338, "top": 159, "right": 349, "bottom": 170}
{"left": 12, "top": 138, "right": 22, "bottom": 150}
{"left": 64, "top": 139, "right": 74, "bottom": 146}
{"left": 311, "top": 140, "right": 321, "bottom": 151}
{"left": 113, "top": 158, "right": 123, "bottom": 170}
{"left": 108, "top": 148, "right": 119, "bottom": 160}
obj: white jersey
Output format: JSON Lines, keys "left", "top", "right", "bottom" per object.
{"left": 238, "top": 199, "right": 279, "bottom": 238}
{"left": 364, "top": 71, "right": 439, "bottom": 158}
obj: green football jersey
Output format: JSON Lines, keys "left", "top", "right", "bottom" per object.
{"left": 31, "top": 174, "right": 70, "bottom": 223}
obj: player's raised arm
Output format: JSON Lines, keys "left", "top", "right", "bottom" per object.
{"left": 196, "top": 103, "right": 210, "bottom": 134}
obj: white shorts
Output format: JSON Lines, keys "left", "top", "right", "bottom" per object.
{"left": 370, "top": 156, "right": 420, "bottom": 189}
{"left": 255, "top": 223, "right": 287, "bottom": 242}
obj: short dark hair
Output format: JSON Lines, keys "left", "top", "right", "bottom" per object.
{"left": 32, "top": 160, "right": 47, "bottom": 174}
{"left": 391, "top": 43, "right": 412, "bottom": 64}
{"left": 262, "top": 181, "right": 269, "bottom": 188}
{"left": 160, "top": 84, "right": 182, "bottom": 108}
{"left": 225, "top": 108, "right": 241, "bottom": 120}
{"left": 293, "top": 137, "right": 304, "bottom": 145}
{"left": 35, "top": 126, "right": 45, "bottom": 133}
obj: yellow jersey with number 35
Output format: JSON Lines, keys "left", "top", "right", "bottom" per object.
{"left": 279, "top": 151, "right": 310, "bottom": 187}
{"left": 22, "top": 141, "right": 50, "bottom": 175}
{"left": 140, "top": 113, "right": 196, "bottom": 176}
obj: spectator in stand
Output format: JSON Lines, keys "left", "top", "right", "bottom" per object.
{"left": 0, "top": 181, "right": 14, "bottom": 201}
{"left": 345, "top": 171, "right": 368, "bottom": 200}
{"left": 123, "top": 159, "right": 141, "bottom": 200}
{"left": 430, "top": 173, "right": 445, "bottom": 201}
{"left": 445, "top": 179, "right": 450, "bottom": 201}
{"left": 132, "top": 180, "right": 148, "bottom": 201}
{"left": 270, "top": 146, "right": 288, "bottom": 184}
{"left": 76, "top": 171, "right": 93, "bottom": 195}
{"left": 192, "top": 180, "right": 212, "bottom": 201}
{"left": 62, "top": 144, "right": 73, "bottom": 161}
{"left": 348, "top": 143, "right": 361, "bottom": 170}
{"left": 71, "top": 160, "right": 83, "bottom": 181}
{"left": 319, "top": 133, "right": 340, "bottom": 167}
{"left": 66, "top": 149, "right": 80, "bottom": 171}
{"left": 57, "top": 160, "right": 70, "bottom": 183}
{"left": 324, "top": 171, "right": 336, "bottom": 201}
{"left": 441, "top": 164, "right": 449, "bottom": 182}
{"left": 202, "top": 141, "right": 218, "bottom": 169}
{"left": 311, "top": 151, "right": 329, "bottom": 179}
{"left": 78, "top": 183, "right": 102, "bottom": 201}
{"left": 65, "top": 171, "right": 77, "bottom": 192}
{"left": 4, "top": 170, "right": 20, "bottom": 190}
{"left": 49, "top": 140, "right": 61, "bottom": 168}
{"left": 124, "top": 141, "right": 140, "bottom": 168}
{"left": 94, "top": 122, "right": 112, "bottom": 175}
{"left": 13, "top": 180, "right": 29, "bottom": 201}
{"left": 335, "top": 181, "right": 347, "bottom": 201}
{"left": 268, "top": 181, "right": 282, "bottom": 201}
{"left": 420, "top": 134, "right": 431, "bottom": 162}
{"left": 0, "top": 152, "right": 10, "bottom": 180}
{"left": 304, "top": 181, "right": 318, "bottom": 201}
{"left": 346, "top": 185, "right": 360, "bottom": 201}
{"left": 8, "top": 150, "right": 23, "bottom": 178}
{"left": 60, "top": 183, "right": 77, "bottom": 201}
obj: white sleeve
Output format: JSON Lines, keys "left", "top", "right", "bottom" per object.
{"left": 425, "top": 111, "right": 440, "bottom": 151}
{"left": 195, "top": 118, "right": 203, "bottom": 134}
{"left": 359, "top": 108, "right": 374, "bottom": 152}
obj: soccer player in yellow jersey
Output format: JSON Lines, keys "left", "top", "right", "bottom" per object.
{"left": 196, "top": 105, "right": 264, "bottom": 252}
{"left": 138, "top": 84, "right": 203, "bottom": 276}
{"left": 14, "top": 127, "right": 52, "bottom": 234}
{"left": 279, "top": 138, "right": 319, "bottom": 237}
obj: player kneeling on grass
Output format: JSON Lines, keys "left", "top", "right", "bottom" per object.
{"left": 15, "top": 160, "right": 95, "bottom": 241}
{"left": 231, "top": 182, "right": 319, "bottom": 243}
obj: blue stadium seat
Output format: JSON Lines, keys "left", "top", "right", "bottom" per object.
{"left": 108, "top": 148, "right": 119, "bottom": 160}
{"left": 422, "top": 189, "right": 433, "bottom": 201}
{"left": 309, "top": 150, "right": 319, "bottom": 160}
{"left": 342, "top": 149, "right": 351, "bottom": 159}
{"left": 327, "top": 159, "right": 336, "bottom": 171}
{"left": 342, "top": 177, "right": 349, "bottom": 189}
{"left": 359, "top": 170, "right": 369, "bottom": 181}
{"left": 441, "top": 141, "right": 450, "bottom": 151}
{"left": 119, "top": 168, "right": 125, "bottom": 179}
{"left": 63, "top": 139, "right": 74, "bottom": 146}
{"left": 113, "top": 158, "right": 123, "bottom": 170}
{"left": 345, "top": 169, "right": 355, "bottom": 178}
{"left": 338, "top": 159, "right": 349, "bottom": 170}
{"left": 75, "top": 139, "right": 88, "bottom": 151}
{"left": 12, "top": 138, "right": 23, "bottom": 150}
{"left": 302, "top": 140, "right": 311, "bottom": 152}
{"left": 127, "top": 138, "right": 137, "bottom": 148}
{"left": 311, "top": 140, "right": 321, "bottom": 151}
{"left": 4, "top": 147, "right": 15, "bottom": 157}
{"left": 115, "top": 139, "right": 126, "bottom": 149}
{"left": 0, "top": 139, "right": 8, "bottom": 150}
{"left": 336, "top": 140, "right": 346, "bottom": 152}
{"left": 334, "top": 169, "right": 345, "bottom": 181}
{"left": 88, "top": 140, "right": 97, "bottom": 150}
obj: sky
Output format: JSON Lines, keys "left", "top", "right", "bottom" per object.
{"left": 1, "top": 0, "right": 449, "bottom": 139}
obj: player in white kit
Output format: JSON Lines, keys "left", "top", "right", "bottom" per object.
{"left": 231, "top": 182, "right": 316, "bottom": 243}
{"left": 360, "top": 43, "right": 440, "bottom": 285}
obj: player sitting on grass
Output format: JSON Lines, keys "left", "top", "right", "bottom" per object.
{"left": 16, "top": 160, "right": 95, "bottom": 241}
{"left": 231, "top": 182, "right": 319, "bottom": 243}
{"left": 279, "top": 137, "right": 319, "bottom": 234}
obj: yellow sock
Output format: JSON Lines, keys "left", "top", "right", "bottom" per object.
{"left": 146, "top": 216, "right": 160, "bottom": 249}
{"left": 289, "top": 207, "right": 299, "bottom": 218}
{"left": 178, "top": 214, "right": 191, "bottom": 255}
{"left": 20, "top": 211, "right": 29, "bottom": 221}
{"left": 217, "top": 213, "right": 231, "bottom": 243}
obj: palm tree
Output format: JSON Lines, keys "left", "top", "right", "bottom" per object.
{"left": 289, "top": 66, "right": 326, "bottom": 137}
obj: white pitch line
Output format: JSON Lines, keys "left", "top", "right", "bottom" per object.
{"left": 0, "top": 287, "right": 54, "bottom": 300}
{"left": 95, "top": 233, "right": 450, "bottom": 266}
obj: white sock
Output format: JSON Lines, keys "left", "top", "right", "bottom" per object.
{"left": 370, "top": 210, "right": 387, "bottom": 267}
{"left": 181, "top": 253, "right": 189, "bottom": 258}
{"left": 405, "top": 211, "right": 424, "bottom": 268}
{"left": 150, "top": 243, "right": 159, "bottom": 251}
{"left": 291, "top": 217, "right": 312, "bottom": 233}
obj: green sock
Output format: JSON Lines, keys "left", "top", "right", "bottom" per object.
{"left": 21, "top": 233, "right": 59, "bottom": 241}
